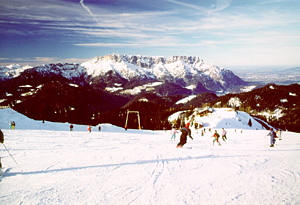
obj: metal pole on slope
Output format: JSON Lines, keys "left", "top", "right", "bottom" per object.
{"left": 125, "top": 110, "right": 129, "bottom": 130}
{"left": 2, "top": 144, "right": 23, "bottom": 172}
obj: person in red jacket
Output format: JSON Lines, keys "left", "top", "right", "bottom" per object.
{"left": 177, "top": 123, "right": 193, "bottom": 148}
{"left": 212, "top": 130, "right": 221, "bottom": 146}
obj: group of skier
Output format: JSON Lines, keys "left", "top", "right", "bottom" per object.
{"left": 69, "top": 125, "right": 102, "bottom": 132}
{"left": 172, "top": 123, "right": 279, "bottom": 148}
{"left": 9, "top": 121, "right": 16, "bottom": 130}
{"left": 173, "top": 122, "right": 228, "bottom": 148}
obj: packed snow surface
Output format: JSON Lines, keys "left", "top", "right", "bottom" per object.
{"left": 1, "top": 109, "right": 300, "bottom": 204}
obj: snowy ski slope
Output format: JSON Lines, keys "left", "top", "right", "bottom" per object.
{"left": 0, "top": 109, "right": 300, "bottom": 204}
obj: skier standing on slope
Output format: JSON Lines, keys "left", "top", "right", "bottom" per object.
{"left": 221, "top": 128, "right": 227, "bottom": 141}
{"left": 277, "top": 129, "right": 282, "bottom": 140}
{"left": 171, "top": 126, "right": 178, "bottom": 140}
{"left": 212, "top": 130, "right": 221, "bottom": 146}
{"left": 267, "top": 128, "right": 276, "bottom": 147}
{"left": 0, "top": 129, "right": 4, "bottom": 169}
{"left": 177, "top": 123, "right": 193, "bottom": 148}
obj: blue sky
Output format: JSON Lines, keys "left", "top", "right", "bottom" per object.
{"left": 0, "top": 0, "right": 300, "bottom": 69}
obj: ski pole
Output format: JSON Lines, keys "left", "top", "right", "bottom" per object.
{"left": 2, "top": 144, "right": 23, "bottom": 172}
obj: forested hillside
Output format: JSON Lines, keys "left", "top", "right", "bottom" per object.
{"left": 208, "top": 84, "right": 300, "bottom": 132}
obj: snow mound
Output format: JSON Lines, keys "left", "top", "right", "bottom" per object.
{"left": 0, "top": 108, "right": 127, "bottom": 132}
{"left": 169, "top": 108, "right": 267, "bottom": 130}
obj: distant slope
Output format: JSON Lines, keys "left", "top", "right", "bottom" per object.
{"left": 0, "top": 108, "right": 126, "bottom": 132}
{"left": 168, "top": 108, "right": 268, "bottom": 130}
{"left": 208, "top": 84, "right": 300, "bottom": 132}
{"left": 1, "top": 107, "right": 269, "bottom": 132}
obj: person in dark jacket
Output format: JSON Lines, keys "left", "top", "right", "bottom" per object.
{"left": 70, "top": 124, "right": 74, "bottom": 131}
{"left": 177, "top": 123, "right": 193, "bottom": 148}
{"left": 0, "top": 129, "right": 4, "bottom": 168}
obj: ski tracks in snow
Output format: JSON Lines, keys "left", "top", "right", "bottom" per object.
{"left": 1, "top": 129, "right": 300, "bottom": 204}
{"left": 122, "top": 154, "right": 168, "bottom": 204}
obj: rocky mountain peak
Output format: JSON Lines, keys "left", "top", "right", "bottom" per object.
{"left": 167, "top": 56, "right": 203, "bottom": 65}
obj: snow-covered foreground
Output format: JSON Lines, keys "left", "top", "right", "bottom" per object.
{"left": 1, "top": 127, "right": 300, "bottom": 205}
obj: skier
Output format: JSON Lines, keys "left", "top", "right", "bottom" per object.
{"left": 212, "top": 130, "right": 221, "bottom": 146}
{"left": 70, "top": 124, "right": 74, "bottom": 131}
{"left": 12, "top": 121, "right": 15, "bottom": 130}
{"left": 0, "top": 129, "right": 4, "bottom": 169}
{"left": 171, "top": 127, "right": 178, "bottom": 140}
{"left": 267, "top": 128, "right": 276, "bottom": 147}
{"left": 88, "top": 125, "right": 91, "bottom": 133}
{"left": 277, "top": 129, "right": 282, "bottom": 140}
{"left": 221, "top": 128, "right": 227, "bottom": 141}
{"left": 177, "top": 123, "right": 193, "bottom": 148}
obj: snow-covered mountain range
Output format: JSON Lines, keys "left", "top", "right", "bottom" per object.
{"left": 81, "top": 54, "right": 247, "bottom": 93}
{"left": 1, "top": 54, "right": 299, "bottom": 132}
{"left": 0, "top": 54, "right": 251, "bottom": 129}
{"left": 0, "top": 64, "right": 33, "bottom": 80}
{"left": 0, "top": 54, "right": 246, "bottom": 94}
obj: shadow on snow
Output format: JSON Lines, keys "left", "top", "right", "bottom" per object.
{"left": 4, "top": 154, "right": 246, "bottom": 178}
